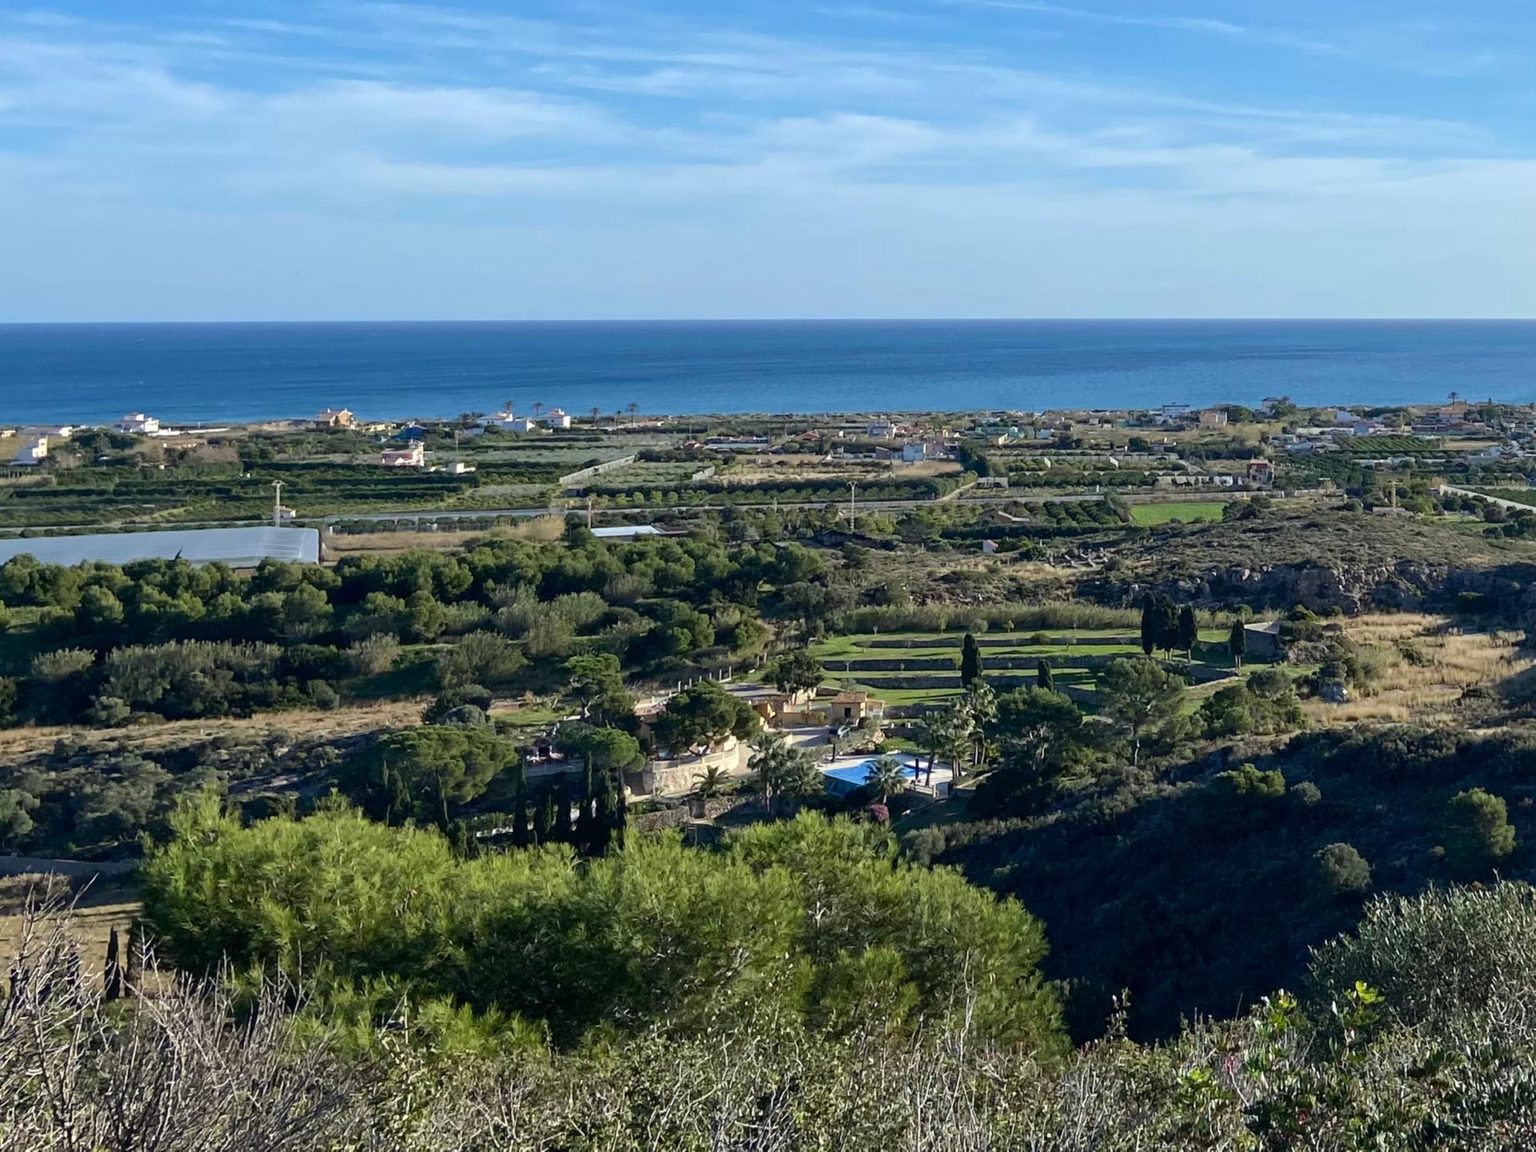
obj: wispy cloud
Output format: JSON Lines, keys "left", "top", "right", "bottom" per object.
{"left": 0, "top": 1, "right": 1532, "bottom": 319}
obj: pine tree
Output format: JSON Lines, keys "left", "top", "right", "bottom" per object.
{"left": 1037, "top": 659, "right": 1054, "bottom": 691}
{"left": 511, "top": 763, "right": 530, "bottom": 849}
{"left": 1229, "top": 618, "right": 1247, "bottom": 670}
{"left": 960, "top": 632, "right": 983, "bottom": 688}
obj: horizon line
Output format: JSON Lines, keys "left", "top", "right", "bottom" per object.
{"left": 3, "top": 316, "right": 1536, "bottom": 327}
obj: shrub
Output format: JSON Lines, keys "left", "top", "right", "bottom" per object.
{"left": 424, "top": 684, "right": 494, "bottom": 723}
{"left": 1308, "top": 882, "right": 1536, "bottom": 1036}
{"left": 347, "top": 634, "right": 400, "bottom": 676}
{"left": 1214, "top": 763, "right": 1286, "bottom": 799}
{"left": 1313, "top": 842, "right": 1371, "bottom": 898}
{"left": 1443, "top": 788, "right": 1517, "bottom": 877}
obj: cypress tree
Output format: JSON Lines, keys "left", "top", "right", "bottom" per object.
{"left": 1148, "top": 594, "right": 1180, "bottom": 657}
{"left": 610, "top": 767, "right": 628, "bottom": 852}
{"left": 532, "top": 788, "right": 554, "bottom": 844}
{"left": 575, "top": 758, "right": 598, "bottom": 854}
{"left": 553, "top": 779, "right": 573, "bottom": 843}
{"left": 1037, "top": 659, "right": 1054, "bottom": 691}
{"left": 511, "top": 763, "right": 530, "bottom": 849}
{"left": 586, "top": 766, "right": 612, "bottom": 857}
{"left": 1139, "top": 596, "right": 1158, "bottom": 657}
{"left": 1175, "top": 604, "right": 1198, "bottom": 658}
{"left": 960, "top": 632, "right": 983, "bottom": 688}
{"left": 1229, "top": 618, "right": 1247, "bottom": 670}
{"left": 123, "top": 921, "right": 142, "bottom": 998}
{"left": 103, "top": 927, "right": 121, "bottom": 1002}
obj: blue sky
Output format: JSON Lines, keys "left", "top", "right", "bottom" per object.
{"left": 1, "top": 1, "right": 1533, "bottom": 320}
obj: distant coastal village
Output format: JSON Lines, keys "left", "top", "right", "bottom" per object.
{"left": 0, "top": 390, "right": 1529, "bottom": 571}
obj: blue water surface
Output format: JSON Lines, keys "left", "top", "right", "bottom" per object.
{"left": 2, "top": 320, "right": 1534, "bottom": 424}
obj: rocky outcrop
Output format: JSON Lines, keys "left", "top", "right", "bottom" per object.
{"left": 1092, "top": 560, "right": 1533, "bottom": 616}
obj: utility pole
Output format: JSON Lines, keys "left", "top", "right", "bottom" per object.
{"left": 848, "top": 481, "right": 857, "bottom": 530}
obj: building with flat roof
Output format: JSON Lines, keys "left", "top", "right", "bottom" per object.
{"left": 117, "top": 413, "right": 161, "bottom": 435}
{"left": 0, "top": 527, "right": 321, "bottom": 568}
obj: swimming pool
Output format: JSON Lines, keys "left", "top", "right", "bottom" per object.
{"left": 821, "top": 760, "right": 920, "bottom": 795}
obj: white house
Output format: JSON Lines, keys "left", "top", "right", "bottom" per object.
{"left": 868, "top": 421, "right": 898, "bottom": 440}
{"left": 13, "top": 437, "right": 49, "bottom": 465}
{"left": 380, "top": 444, "right": 425, "bottom": 468}
{"left": 545, "top": 408, "right": 573, "bottom": 429}
{"left": 510, "top": 417, "right": 540, "bottom": 433}
{"left": 117, "top": 412, "right": 160, "bottom": 435}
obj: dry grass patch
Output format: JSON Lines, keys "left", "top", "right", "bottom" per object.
{"left": 0, "top": 873, "right": 142, "bottom": 983}
{"left": 1303, "top": 614, "right": 1535, "bottom": 726}
{"left": 0, "top": 699, "right": 427, "bottom": 761}
{"left": 325, "top": 516, "right": 564, "bottom": 556}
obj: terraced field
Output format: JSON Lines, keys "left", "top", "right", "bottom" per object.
{"left": 1129, "top": 501, "right": 1225, "bottom": 526}
{"left": 812, "top": 627, "right": 1236, "bottom": 711}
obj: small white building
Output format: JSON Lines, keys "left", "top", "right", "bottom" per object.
{"left": 545, "top": 408, "right": 573, "bottom": 429}
{"left": 380, "top": 444, "right": 425, "bottom": 468}
{"left": 867, "top": 421, "right": 898, "bottom": 440}
{"left": 117, "top": 412, "right": 161, "bottom": 435}
{"left": 14, "top": 437, "right": 49, "bottom": 465}
{"left": 510, "top": 417, "right": 539, "bottom": 433}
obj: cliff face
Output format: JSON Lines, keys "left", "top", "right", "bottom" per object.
{"left": 1093, "top": 560, "right": 1534, "bottom": 615}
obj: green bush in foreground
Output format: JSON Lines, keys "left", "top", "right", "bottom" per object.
{"left": 16, "top": 883, "right": 1536, "bottom": 1149}
{"left": 140, "top": 801, "right": 1062, "bottom": 1054}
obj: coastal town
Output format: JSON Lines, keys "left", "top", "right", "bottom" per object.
{"left": 2, "top": 393, "right": 1531, "bottom": 534}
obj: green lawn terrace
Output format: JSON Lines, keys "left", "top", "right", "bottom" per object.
{"left": 811, "top": 627, "right": 1237, "bottom": 713}
{"left": 1127, "top": 501, "right": 1225, "bottom": 526}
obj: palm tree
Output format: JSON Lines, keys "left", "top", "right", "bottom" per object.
{"left": 591, "top": 406, "right": 601, "bottom": 424}
{"left": 690, "top": 765, "right": 728, "bottom": 817}
{"left": 750, "top": 731, "right": 821, "bottom": 816}
{"left": 628, "top": 402, "right": 639, "bottom": 420}
{"left": 533, "top": 401, "right": 544, "bottom": 419}
{"left": 864, "top": 755, "right": 908, "bottom": 804}
{"left": 749, "top": 731, "right": 790, "bottom": 813}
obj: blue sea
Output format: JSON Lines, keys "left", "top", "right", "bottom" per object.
{"left": 2, "top": 320, "right": 1535, "bottom": 425}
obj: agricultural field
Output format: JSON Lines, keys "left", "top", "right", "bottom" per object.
{"left": 1129, "top": 501, "right": 1226, "bottom": 526}
{"left": 812, "top": 625, "right": 1238, "bottom": 712}
{"left": 1017, "top": 499, "right": 1126, "bottom": 527}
